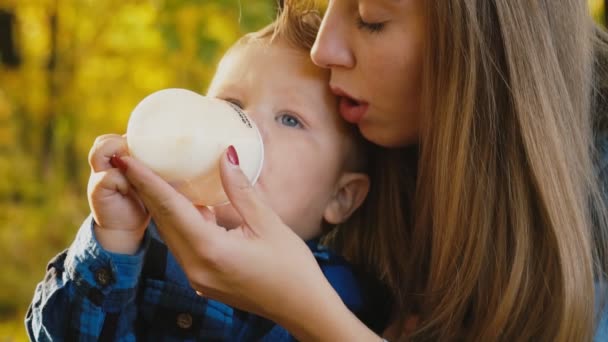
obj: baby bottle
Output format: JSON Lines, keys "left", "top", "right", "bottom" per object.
{"left": 126, "top": 88, "right": 264, "bottom": 206}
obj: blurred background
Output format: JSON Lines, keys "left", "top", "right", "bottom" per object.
{"left": 0, "top": 0, "right": 277, "bottom": 340}
{"left": 0, "top": 0, "right": 605, "bottom": 340}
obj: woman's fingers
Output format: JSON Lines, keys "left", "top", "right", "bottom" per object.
{"left": 219, "top": 147, "right": 282, "bottom": 236}
{"left": 196, "top": 205, "right": 217, "bottom": 224}
{"left": 118, "top": 155, "right": 222, "bottom": 245}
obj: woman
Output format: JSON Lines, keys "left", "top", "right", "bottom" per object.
{"left": 116, "top": 0, "right": 608, "bottom": 340}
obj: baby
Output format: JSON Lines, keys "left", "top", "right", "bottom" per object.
{"left": 26, "top": 10, "right": 390, "bottom": 342}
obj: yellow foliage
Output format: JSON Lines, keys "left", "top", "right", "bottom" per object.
{"left": 590, "top": 0, "right": 605, "bottom": 24}
{"left": 0, "top": 0, "right": 275, "bottom": 339}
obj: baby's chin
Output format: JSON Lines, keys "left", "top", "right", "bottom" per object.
{"left": 211, "top": 204, "right": 243, "bottom": 230}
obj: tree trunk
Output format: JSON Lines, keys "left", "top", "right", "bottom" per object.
{"left": 0, "top": 10, "right": 20, "bottom": 67}
{"left": 41, "top": 2, "right": 58, "bottom": 179}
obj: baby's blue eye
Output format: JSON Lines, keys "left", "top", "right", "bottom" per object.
{"left": 277, "top": 114, "right": 302, "bottom": 128}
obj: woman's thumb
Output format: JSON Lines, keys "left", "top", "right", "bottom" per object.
{"left": 219, "top": 146, "right": 279, "bottom": 235}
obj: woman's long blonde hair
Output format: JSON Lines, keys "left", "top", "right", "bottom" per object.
{"left": 280, "top": 0, "right": 608, "bottom": 340}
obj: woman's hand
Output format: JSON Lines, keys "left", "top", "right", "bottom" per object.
{"left": 116, "top": 147, "right": 380, "bottom": 341}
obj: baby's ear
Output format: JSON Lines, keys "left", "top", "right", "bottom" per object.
{"left": 323, "top": 172, "right": 370, "bottom": 225}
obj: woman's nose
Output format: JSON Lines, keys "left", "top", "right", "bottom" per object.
{"left": 311, "top": 3, "right": 355, "bottom": 69}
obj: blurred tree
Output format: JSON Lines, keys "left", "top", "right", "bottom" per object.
{"left": 0, "top": 10, "right": 20, "bottom": 67}
{"left": 591, "top": 0, "right": 606, "bottom": 25}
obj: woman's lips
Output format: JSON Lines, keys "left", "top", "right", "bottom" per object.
{"left": 339, "top": 97, "right": 369, "bottom": 124}
{"left": 331, "top": 87, "right": 369, "bottom": 124}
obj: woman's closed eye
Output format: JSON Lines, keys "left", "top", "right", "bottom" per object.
{"left": 276, "top": 113, "right": 303, "bottom": 129}
{"left": 357, "top": 15, "right": 386, "bottom": 33}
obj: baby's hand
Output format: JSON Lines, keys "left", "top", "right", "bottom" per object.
{"left": 87, "top": 134, "right": 150, "bottom": 254}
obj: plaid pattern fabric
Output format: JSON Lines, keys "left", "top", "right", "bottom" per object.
{"left": 593, "top": 133, "right": 608, "bottom": 342}
{"left": 26, "top": 216, "right": 389, "bottom": 341}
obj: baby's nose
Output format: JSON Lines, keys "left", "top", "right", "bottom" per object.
{"left": 241, "top": 108, "right": 268, "bottom": 141}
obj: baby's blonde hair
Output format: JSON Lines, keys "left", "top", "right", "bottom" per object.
{"left": 238, "top": 3, "right": 320, "bottom": 52}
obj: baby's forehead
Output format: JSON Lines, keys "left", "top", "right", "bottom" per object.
{"left": 212, "top": 36, "right": 348, "bottom": 127}
{"left": 216, "top": 37, "right": 330, "bottom": 91}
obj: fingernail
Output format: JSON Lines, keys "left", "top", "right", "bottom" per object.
{"left": 110, "top": 154, "right": 128, "bottom": 172}
{"left": 227, "top": 145, "right": 239, "bottom": 165}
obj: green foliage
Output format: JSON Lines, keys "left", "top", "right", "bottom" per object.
{"left": 591, "top": 0, "right": 606, "bottom": 25}
{"left": 0, "top": 0, "right": 275, "bottom": 339}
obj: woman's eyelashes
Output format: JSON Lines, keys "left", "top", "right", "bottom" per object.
{"left": 357, "top": 15, "right": 386, "bottom": 33}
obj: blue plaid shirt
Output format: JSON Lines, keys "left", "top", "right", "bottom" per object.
{"left": 25, "top": 216, "right": 390, "bottom": 341}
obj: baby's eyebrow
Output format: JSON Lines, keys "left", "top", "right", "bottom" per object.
{"left": 207, "top": 85, "right": 241, "bottom": 99}
{"left": 282, "top": 94, "right": 312, "bottom": 112}
{"left": 288, "top": 99, "right": 331, "bottom": 125}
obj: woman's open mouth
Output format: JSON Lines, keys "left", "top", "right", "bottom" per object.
{"left": 331, "top": 86, "right": 369, "bottom": 124}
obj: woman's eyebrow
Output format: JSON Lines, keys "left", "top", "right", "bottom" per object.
{"left": 359, "top": 0, "right": 396, "bottom": 16}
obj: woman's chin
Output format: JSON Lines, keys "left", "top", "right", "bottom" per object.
{"left": 359, "top": 122, "right": 416, "bottom": 148}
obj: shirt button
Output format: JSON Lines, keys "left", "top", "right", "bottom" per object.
{"left": 176, "top": 313, "right": 193, "bottom": 329}
{"left": 94, "top": 268, "right": 111, "bottom": 286}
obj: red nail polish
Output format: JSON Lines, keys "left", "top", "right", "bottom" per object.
{"left": 110, "top": 154, "right": 128, "bottom": 172}
{"left": 227, "top": 145, "right": 239, "bottom": 165}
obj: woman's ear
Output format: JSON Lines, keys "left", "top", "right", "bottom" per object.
{"left": 323, "top": 172, "right": 370, "bottom": 225}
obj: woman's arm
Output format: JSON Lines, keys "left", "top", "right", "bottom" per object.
{"left": 277, "top": 289, "right": 380, "bottom": 341}
{"left": 116, "top": 150, "right": 382, "bottom": 341}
